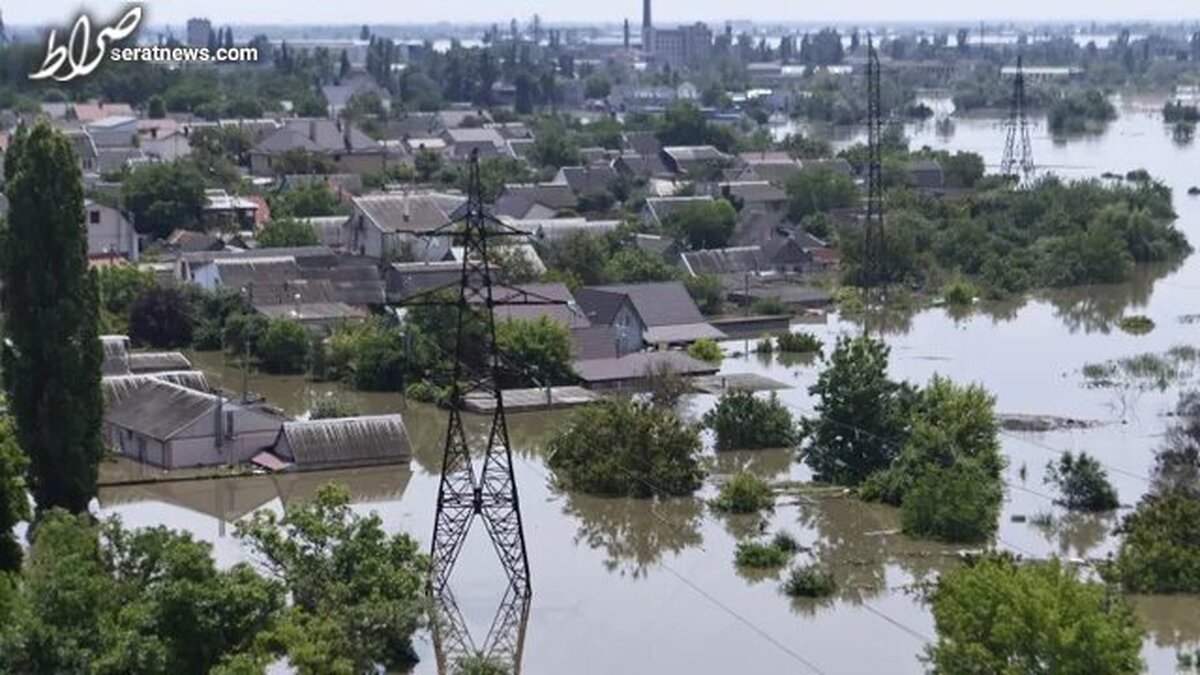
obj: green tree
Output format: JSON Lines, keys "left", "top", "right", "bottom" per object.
{"left": 1110, "top": 489, "right": 1200, "bottom": 593}
{"left": 414, "top": 148, "right": 443, "bottom": 182}
{"left": 800, "top": 335, "right": 912, "bottom": 485}
{"left": 257, "top": 319, "right": 310, "bottom": 374}
{"left": 547, "top": 398, "right": 705, "bottom": 497}
{"left": 785, "top": 166, "right": 859, "bottom": 222}
{"left": 684, "top": 273, "right": 724, "bottom": 315}
{"left": 495, "top": 317, "right": 574, "bottom": 388}
{"left": 604, "top": 247, "right": 679, "bottom": 283}
{"left": 129, "top": 286, "right": 196, "bottom": 348}
{"left": 96, "top": 265, "right": 157, "bottom": 332}
{"left": 927, "top": 554, "right": 1143, "bottom": 675}
{"left": 258, "top": 217, "right": 320, "bottom": 248}
{"left": 236, "top": 484, "right": 430, "bottom": 673}
{"left": 0, "top": 417, "right": 29, "bottom": 572}
{"left": 146, "top": 95, "right": 166, "bottom": 119}
{"left": 268, "top": 182, "right": 345, "bottom": 219}
{"left": 1045, "top": 451, "right": 1120, "bottom": 511}
{"left": 540, "top": 230, "right": 612, "bottom": 285}
{"left": 901, "top": 463, "right": 1003, "bottom": 543}
{"left": 0, "top": 122, "right": 104, "bottom": 514}
{"left": 703, "top": 390, "right": 796, "bottom": 451}
{"left": 686, "top": 337, "right": 723, "bottom": 364}
{"left": 665, "top": 199, "right": 737, "bottom": 250}
{"left": 529, "top": 117, "right": 580, "bottom": 170}
{"left": 121, "top": 161, "right": 207, "bottom": 239}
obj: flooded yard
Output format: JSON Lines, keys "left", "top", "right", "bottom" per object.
{"left": 100, "top": 101, "right": 1200, "bottom": 673}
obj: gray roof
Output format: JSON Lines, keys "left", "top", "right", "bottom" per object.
{"left": 436, "top": 109, "right": 492, "bottom": 129}
{"left": 387, "top": 261, "right": 462, "bottom": 299}
{"left": 662, "top": 146, "right": 727, "bottom": 164}
{"left": 570, "top": 325, "right": 619, "bottom": 360}
{"left": 103, "top": 371, "right": 211, "bottom": 405}
{"left": 492, "top": 283, "right": 589, "bottom": 329}
{"left": 300, "top": 216, "right": 352, "bottom": 248}
{"left": 558, "top": 166, "right": 618, "bottom": 195}
{"left": 644, "top": 195, "right": 714, "bottom": 226}
{"left": 623, "top": 131, "right": 661, "bottom": 157}
{"left": 384, "top": 113, "right": 442, "bottom": 139}
{"left": 577, "top": 281, "right": 706, "bottom": 327}
{"left": 276, "top": 415, "right": 412, "bottom": 468}
{"left": 494, "top": 184, "right": 577, "bottom": 218}
{"left": 643, "top": 323, "right": 727, "bottom": 344}
{"left": 730, "top": 210, "right": 790, "bottom": 247}
{"left": 257, "top": 302, "right": 365, "bottom": 321}
{"left": 573, "top": 351, "right": 718, "bottom": 384}
{"left": 353, "top": 192, "right": 467, "bottom": 234}
{"left": 322, "top": 75, "right": 391, "bottom": 109}
{"left": 128, "top": 352, "right": 193, "bottom": 373}
{"left": 682, "top": 246, "right": 765, "bottom": 276}
{"left": 102, "top": 335, "right": 131, "bottom": 375}
{"left": 256, "top": 119, "right": 380, "bottom": 155}
{"left": 181, "top": 246, "right": 336, "bottom": 265}
{"left": 719, "top": 181, "right": 787, "bottom": 204}
{"left": 104, "top": 379, "right": 217, "bottom": 441}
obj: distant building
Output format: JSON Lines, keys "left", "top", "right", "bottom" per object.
{"left": 345, "top": 191, "right": 467, "bottom": 260}
{"left": 186, "top": 18, "right": 213, "bottom": 48}
{"left": 84, "top": 199, "right": 138, "bottom": 261}
{"left": 575, "top": 281, "right": 725, "bottom": 350}
{"left": 647, "top": 22, "right": 713, "bottom": 69}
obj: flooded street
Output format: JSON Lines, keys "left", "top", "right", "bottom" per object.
{"left": 100, "top": 100, "right": 1200, "bottom": 673}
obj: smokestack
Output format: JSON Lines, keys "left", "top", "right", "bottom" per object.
{"left": 642, "top": 0, "right": 651, "bottom": 32}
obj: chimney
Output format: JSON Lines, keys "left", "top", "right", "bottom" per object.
{"left": 214, "top": 395, "right": 224, "bottom": 450}
{"left": 343, "top": 120, "right": 352, "bottom": 151}
{"left": 403, "top": 191, "right": 411, "bottom": 223}
{"left": 308, "top": 119, "right": 317, "bottom": 142}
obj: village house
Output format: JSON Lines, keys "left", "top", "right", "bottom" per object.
{"left": 716, "top": 181, "right": 788, "bottom": 213}
{"left": 84, "top": 199, "right": 138, "bottom": 261}
{"left": 493, "top": 183, "right": 579, "bottom": 219}
{"left": 250, "top": 118, "right": 388, "bottom": 176}
{"left": 270, "top": 415, "right": 413, "bottom": 471}
{"left": 574, "top": 281, "right": 725, "bottom": 351}
{"left": 85, "top": 115, "right": 138, "bottom": 148}
{"left": 640, "top": 195, "right": 714, "bottom": 229}
{"left": 345, "top": 191, "right": 467, "bottom": 260}
{"left": 661, "top": 145, "right": 730, "bottom": 176}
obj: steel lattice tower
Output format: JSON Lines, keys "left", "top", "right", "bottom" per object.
{"left": 865, "top": 35, "right": 885, "bottom": 291}
{"left": 408, "top": 151, "right": 545, "bottom": 672}
{"left": 1001, "top": 55, "right": 1035, "bottom": 182}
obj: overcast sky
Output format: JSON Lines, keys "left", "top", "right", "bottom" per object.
{"left": 7, "top": 0, "right": 1200, "bottom": 27}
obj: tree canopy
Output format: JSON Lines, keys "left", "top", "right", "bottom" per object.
{"left": 665, "top": 199, "right": 738, "bottom": 250}
{"left": 121, "top": 161, "right": 207, "bottom": 239}
{"left": 258, "top": 218, "right": 320, "bottom": 248}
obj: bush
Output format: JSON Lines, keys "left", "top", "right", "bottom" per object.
{"left": 258, "top": 218, "right": 319, "bottom": 248}
{"left": 256, "top": 319, "right": 310, "bottom": 374}
{"left": 712, "top": 472, "right": 775, "bottom": 514}
{"left": 684, "top": 274, "right": 724, "bottom": 315}
{"left": 644, "top": 362, "right": 688, "bottom": 409}
{"left": 942, "top": 277, "right": 978, "bottom": 306}
{"left": 754, "top": 338, "right": 775, "bottom": 354}
{"left": 782, "top": 564, "right": 837, "bottom": 598}
{"left": 734, "top": 540, "right": 790, "bottom": 568}
{"left": 687, "top": 338, "right": 723, "bottom": 364}
{"left": 1110, "top": 490, "right": 1200, "bottom": 593}
{"left": 404, "top": 381, "right": 449, "bottom": 406}
{"left": 749, "top": 296, "right": 788, "bottom": 316}
{"left": 495, "top": 317, "right": 574, "bottom": 388}
{"left": 771, "top": 530, "right": 800, "bottom": 553}
{"left": 1044, "top": 451, "right": 1120, "bottom": 511}
{"left": 901, "top": 463, "right": 1002, "bottom": 543}
{"left": 928, "top": 554, "right": 1144, "bottom": 674}
{"left": 547, "top": 398, "right": 704, "bottom": 498}
{"left": 774, "top": 331, "right": 822, "bottom": 354}
{"left": 703, "top": 390, "right": 795, "bottom": 451}
{"left": 1117, "top": 315, "right": 1155, "bottom": 335}
{"left": 307, "top": 391, "right": 359, "bottom": 420}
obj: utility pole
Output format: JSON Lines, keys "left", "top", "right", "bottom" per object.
{"left": 864, "top": 34, "right": 884, "bottom": 320}
{"left": 1000, "top": 55, "right": 1035, "bottom": 184}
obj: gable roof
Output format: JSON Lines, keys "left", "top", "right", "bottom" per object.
{"left": 644, "top": 195, "right": 714, "bottom": 226}
{"left": 128, "top": 352, "right": 193, "bottom": 374}
{"left": 353, "top": 192, "right": 467, "bottom": 233}
{"left": 492, "top": 283, "right": 589, "bottom": 329}
{"left": 557, "top": 166, "right": 618, "bottom": 195}
{"left": 494, "top": 183, "right": 577, "bottom": 218}
{"left": 662, "top": 146, "right": 727, "bottom": 164}
{"left": 682, "top": 246, "right": 765, "bottom": 276}
{"left": 276, "top": 415, "right": 412, "bottom": 468}
{"left": 256, "top": 119, "right": 380, "bottom": 155}
{"left": 577, "top": 282, "right": 705, "bottom": 327}
{"left": 719, "top": 181, "right": 787, "bottom": 204}
{"left": 105, "top": 379, "right": 217, "bottom": 441}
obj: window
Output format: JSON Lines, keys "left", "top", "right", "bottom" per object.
{"left": 89, "top": 210, "right": 100, "bottom": 225}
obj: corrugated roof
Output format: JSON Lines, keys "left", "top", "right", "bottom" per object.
{"left": 644, "top": 323, "right": 727, "bottom": 344}
{"left": 353, "top": 192, "right": 467, "bottom": 234}
{"left": 105, "top": 379, "right": 217, "bottom": 441}
{"left": 662, "top": 146, "right": 727, "bottom": 163}
{"left": 492, "top": 283, "right": 589, "bottom": 329}
{"left": 277, "top": 415, "right": 412, "bottom": 468}
{"left": 103, "top": 371, "right": 211, "bottom": 405}
{"left": 682, "top": 246, "right": 765, "bottom": 276}
{"left": 573, "top": 351, "right": 718, "bottom": 384}
{"left": 128, "top": 352, "right": 193, "bottom": 373}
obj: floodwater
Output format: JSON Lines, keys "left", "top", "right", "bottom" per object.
{"left": 99, "top": 99, "right": 1200, "bottom": 674}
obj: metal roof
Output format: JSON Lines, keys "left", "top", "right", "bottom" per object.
{"left": 128, "top": 352, "right": 193, "bottom": 374}
{"left": 573, "top": 351, "right": 718, "bottom": 384}
{"left": 276, "top": 415, "right": 412, "bottom": 468}
{"left": 104, "top": 379, "right": 218, "bottom": 441}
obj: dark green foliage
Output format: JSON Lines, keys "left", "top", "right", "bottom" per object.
{"left": 604, "top": 247, "right": 679, "bottom": 283}
{"left": 801, "top": 336, "right": 913, "bottom": 485}
{"left": 734, "top": 540, "right": 790, "bottom": 568}
{"left": 529, "top": 117, "right": 580, "bottom": 169}
{"left": 1045, "top": 452, "right": 1120, "bottom": 511}
{"left": 268, "top": 182, "right": 346, "bottom": 219}
{"left": 495, "top": 317, "right": 575, "bottom": 388}
{"left": 656, "top": 101, "right": 737, "bottom": 152}
{"left": 941, "top": 277, "right": 978, "bottom": 306}
{"left": 901, "top": 463, "right": 1003, "bottom": 543}
{"left": 713, "top": 472, "right": 775, "bottom": 514}
{"left": 1117, "top": 315, "right": 1155, "bottom": 335}
{"left": 258, "top": 218, "right": 320, "bottom": 248}
{"left": 328, "top": 318, "right": 407, "bottom": 392}
{"left": 256, "top": 319, "right": 310, "bottom": 374}
{"left": 927, "top": 554, "right": 1144, "bottom": 675}
{"left": 0, "top": 122, "right": 104, "bottom": 514}
{"left": 236, "top": 484, "right": 430, "bottom": 673}
{"left": 749, "top": 295, "right": 788, "bottom": 315}
{"left": 782, "top": 564, "right": 837, "bottom": 598}
{"left": 404, "top": 381, "right": 450, "bottom": 406}
{"left": 703, "top": 390, "right": 795, "bottom": 451}
{"left": 540, "top": 230, "right": 613, "bottom": 286}
{"left": 774, "top": 331, "right": 822, "bottom": 354}
{"left": 547, "top": 398, "right": 704, "bottom": 498}
{"left": 684, "top": 273, "right": 724, "bottom": 315}
{"left": 1163, "top": 101, "right": 1200, "bottom": 123}
{"left": 307, "top": 391, "right": 359, "bottom": 420}
{"left": 0, "top": 417, "right": 29, "bottom": 572}
{"left": 1048, "top": 90, "right": 1117, "bottom": 135}
{"left": 121, "top": 161, "right": 207, "bottom": 239}
{"left": 0, "top": 511, "right": 284, "bottom": 673}
{"left": 96, "top": 265, "right": 157, "bottom": 322}
{"left": 785, "top": 166, "right": 859, "bottom": 222}
{"left": 129, "top": 286, "right": 196, "bottom": 348}
{"left": 1111, "top": 490, "right": 1200, "bottom": 593}
{"left": 665, "top": 199, "right": 738, "bottom": 250}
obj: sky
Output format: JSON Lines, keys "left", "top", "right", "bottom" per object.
{"left": 6, "top": 0, "right": 1200, "bottom": 27}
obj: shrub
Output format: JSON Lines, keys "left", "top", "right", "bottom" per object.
{"left": 405, "top": 381, "right": 449, "bottom": 406}
{"left": 644, "top": 362, "right": 688, "bottom": 409}
{"left": 547, "top": 398, "right": 704, "bottom": 498}
{"left": 749, "top": 296, "right": 788, "bottom": 316}
{"left": 901, "top": 464, "right": 1002, "bottom": 543}
{"left": 735, "top": 541, "right": 790, "bottom": 568}
{"left": 712, "top": 472, "right": 774, "bottom": 514}
{"left": 774, "top": 331, "right": 822, "bottom": 354}
{"left": 1044, "top": 451, "right": 1120, "bottom": 511}
{"left": 687, "top": 338, "right": 724, "bottom": 364}
{"left": 1110, "top": 489, "right": 1200, "bottom": 593}
{"left": 942, "top": 277, "right": 978, "bottom": 306}
{"left": 754, "top": 338, "right": 775, "bottom": 354}
{"left": 256, "top": 319, "right": 310, "bottom": 374}
{"left": 1117, "top": 315, "right": 1155, "bottom": 335}
{"left": 703, "top": 390, "right": 795, "bottom": 451}
{"left": 308, "top": 391, "right": 359, "bottom": 420}
{"left": 782, "top": 564, "right": 837, "bottom": 598}
{"left": 771, "top": 530, "right": 800, "bottom": 553}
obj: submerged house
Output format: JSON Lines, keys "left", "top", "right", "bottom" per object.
{"left": 574, "top": 281, "right": 726, "bottom": 351}
{"left": 271, "top": 415, "right": 413, "bottom": 471}
{"left": 104, "top": 379, "right": 285, "bottom": 469}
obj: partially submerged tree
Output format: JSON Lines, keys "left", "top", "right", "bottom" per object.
{"left": 0, "top": 121, "right": 104, "bottom": 513}
{"left": 1045, "top": 451, "right": 1120, "bottom": 511}
{"left": 1110, "top": 489, "right": 1200, "bottom": 593}
{"left": 703, "top": 390, "right": 795, "bottom": 451}
{"left": 928, "top": 553, "right": 1143, "bottom": 674}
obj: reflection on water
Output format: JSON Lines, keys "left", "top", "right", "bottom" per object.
{"left": 1133, "top": 595, "right": 1200, "bottom": 649}
{"left": 562, "top": 493, "right": 703, "bottom": 579}
{"left": 1030, "top": 511, "right": 1116, "bottom": 559}
{"left": 1038, "top": 262, "right": 1180, "bottom": 335}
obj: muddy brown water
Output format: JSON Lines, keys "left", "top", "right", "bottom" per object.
{"left": 99, "top": 98, "right": 1200, "bottom": 673}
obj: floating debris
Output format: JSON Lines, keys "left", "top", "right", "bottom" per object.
{"left": 997, "top": 413, "right": 1102, "bottom": 432}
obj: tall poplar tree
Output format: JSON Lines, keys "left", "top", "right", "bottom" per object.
{"left": 0, "top": 121, "right": 103, "bottom": 513}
